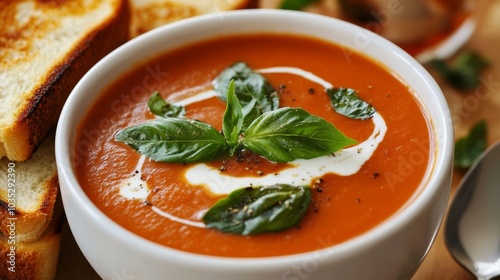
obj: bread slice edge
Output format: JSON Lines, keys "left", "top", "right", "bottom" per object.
{"left": 0, "top": 0, "right": 130, "bottom": 162}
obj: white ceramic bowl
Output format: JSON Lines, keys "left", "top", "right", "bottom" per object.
{"left": 56, "top": 9, "right": 454, "bottom": 280}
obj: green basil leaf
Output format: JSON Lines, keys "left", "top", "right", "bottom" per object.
{"left": 454, "top": 120, "right": 487, "bottom": 169}
{"left": 431, "top": 50, "right": 490, "bottom": 90}
{"left": 148, "top": 91, "right": 185, "bottom": 118}
{"left": 115, "top": 118, "right": 228, "bottom": 163}
{"left": 326, "top": 87, "right": 376, "bottom": 120}
{"left": 213, "top": 62, "right": 279, "bottom": 128}
{"left": 222, "top": 80, "right": 244, "bottom": 155}
{"left": 243, "top": 107, "right": 357, "bottom": 162}
{"left": 202, "top": 184, "right": 311, "bottom": 235}
{"left": 279, "top": 0, "right": 320, "bottom": 10}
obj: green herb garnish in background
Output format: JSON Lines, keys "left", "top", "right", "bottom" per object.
{"left": 279, "top": 0, "right": 320, "bottom": 10}
{"left": 202, "top": 184, "right": 311, "bottom": 235}
{"left": 148, "top": 91, "right": 185, "bottom": 118}
{"left": 327, "top": 87, "right": 376, "bottom": 120}
{"left": 454, "top": 120, "right": 487, "bottom": 169}
{"left": 431, "top": 50, "right": 490, "bottom": 91}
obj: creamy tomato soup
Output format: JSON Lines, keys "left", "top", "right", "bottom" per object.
{"left": 75, "top": 33, "right": 431, "bottom": 257}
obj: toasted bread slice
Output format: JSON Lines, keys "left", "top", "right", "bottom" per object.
{"left": 0, "top": 198, "right": 62, "bottom": 280}
{"left": 129, "top": 0, "right": 250, "bottom": 38}
{"left": 0, "top": 0, "right": 130, "bottom": 161}
{"left": 0, "top": 134, "right": 58, "bottom": 243}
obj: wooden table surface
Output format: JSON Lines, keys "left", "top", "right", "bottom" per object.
{"left": 56, "top": 1, "right": 500, "bottom": 279}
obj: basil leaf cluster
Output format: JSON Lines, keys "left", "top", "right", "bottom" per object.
{"left": 114, "top": 62, "right": 380, "bottom": 236}
{"left": 116, "top": 64, "right": 358, "bottom": 163}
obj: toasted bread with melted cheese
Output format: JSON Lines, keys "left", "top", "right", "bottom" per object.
{"left": 129, "top": 0, "right": 251, "bottom": 38}
{"left": 0, "top": 0, "right": 130, "bottom": 162}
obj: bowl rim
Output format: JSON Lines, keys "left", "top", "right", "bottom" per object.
{"left": 55, "top": 8, "right": 453, "bottom": 269}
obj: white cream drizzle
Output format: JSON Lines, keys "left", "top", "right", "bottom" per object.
{"left": 185, "top": 113, "right": 386, "bottom": 194}
{"left": 151, "top": 206, "right": 206, "bottom": 228}
{"left": 116, "top": 66, "right": 388, "bottom": 226}
{"left": 170, "top": 90, "right": 217, "bottom": 107}
{"left": 258, "top": 67, "right": 333, "bottom": 88}
{"left": 118, "top": 155, "right": 151, "bottom": 200}
{"left": 117, "top": 155, "right": 206, "bottom": 227}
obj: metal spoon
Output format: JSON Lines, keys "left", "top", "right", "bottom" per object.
{"left": 445, "top": 141, "right": 500, "bottom": 280}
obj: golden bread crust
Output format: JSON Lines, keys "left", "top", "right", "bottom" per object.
{"left": 0, "top": 0, "right": 131, "bottom": 161}
{"left": 0, "top": 199, "right": 63, "bottom": 280}
{"left": 0, "top": 175, "right": 58, "bottom": 243}
{"left": 129, "top": 0, "right": 250, "bottom": 38}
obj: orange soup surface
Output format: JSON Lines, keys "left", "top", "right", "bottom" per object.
{"left": 76, "top": 34, "right": 431, "bottom": 257}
